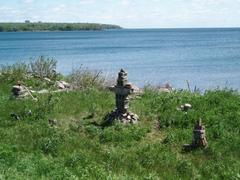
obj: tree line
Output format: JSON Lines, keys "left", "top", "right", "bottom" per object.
{"left": 0, "top": 22, "right": 122, "bottom": 32}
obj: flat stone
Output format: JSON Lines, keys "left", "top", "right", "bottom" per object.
{"left": 60, "top": 80, "right": 71, "bottom": 88}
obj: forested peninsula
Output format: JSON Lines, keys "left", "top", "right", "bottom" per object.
{"left": 0, "top": 22, "right": 122, "bottom": 32}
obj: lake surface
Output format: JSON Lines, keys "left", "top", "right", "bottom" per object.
{"left": 0, "top": 28, "right": 240, "bottom": 90}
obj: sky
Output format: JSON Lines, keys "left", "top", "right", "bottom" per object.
{"left": 0, "top": 0, "right": 240, "bottom": 28}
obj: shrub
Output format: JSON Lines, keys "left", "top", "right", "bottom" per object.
{"left": 0, "top": 56, "right": 58, "bottom": 82}
{"left": 68, "top": 66, "right": 106, "bottom": 89}
{"left": 0, "top": 62, "right": 29, "bottom": 82}
{"left": 29, "top": 56, "right": 57, "bottom": 79}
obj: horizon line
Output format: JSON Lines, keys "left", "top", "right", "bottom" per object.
{"left": 1, "top": 22, "right": 240, "bottom": 29}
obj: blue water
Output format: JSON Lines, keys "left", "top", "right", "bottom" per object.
{"left": 0, "top": 28, "right": 240, "bottom": 90}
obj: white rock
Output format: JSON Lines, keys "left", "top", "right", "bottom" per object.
{"left": 184, "top": 103, "right": 192, "bottom": 108}
{"left": 131, "top": 84, "right": 140, "bottom": 93}
{"left": 60, "top": 80, "right": 71, "bottom": 88}
{"left": 37, "top": 89, "right": 49, "bottom": 94}
{"left": 44, "top": 77, "right": 51, "bottom": 82}
{"left": 56, "top": 81, "right": 65, "bottom": 89}
{"left": 158, "top": 88, "right": 171, "bottom": 93}
{"left": 180, "top": 103, "right": 192, "bottom": 111}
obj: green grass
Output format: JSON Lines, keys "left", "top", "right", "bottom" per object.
{"left": 0, "top": 64, "right": 240, "bottom": 179}
{"left": 0, "top": 22, "right": 121, "bottom": 32}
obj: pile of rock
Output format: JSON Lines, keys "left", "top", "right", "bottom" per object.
{"left": 11, "top": 80, "right": 72, "bottom": 98}
{"left": 104, "top": 69, "right": 139, "bottom": 125}
{"left": 12, "top": 83, "right": 37, "bottom": 100}
{"left": 12, "top": 84, "right": 28, "bottom": 98}
{"left": 105, "top": 111, "right": 139, "bottom": 124}
{"left": 183, "top": 119, "right": 208, "bottom": 151}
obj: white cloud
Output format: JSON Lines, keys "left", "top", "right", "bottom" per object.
{"left": 1, "top": 0, "right": 240, "bottom": 28}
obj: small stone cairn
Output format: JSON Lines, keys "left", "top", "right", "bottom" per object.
{"left": 11, "top": 82, "right": 37, "bottom": 100}
{"left": 184, "top": 119, "right": 208, "bottom": 150}
{"left": 12, "top": 83, "right": 28, "bottom": 98}
{"left": 104, "top": 69, "right": 139, "bottom": 124}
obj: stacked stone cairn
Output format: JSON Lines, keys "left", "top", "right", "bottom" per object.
{"left": 105, "top": 69, "right": 139, "bottom": 124}
{"left": 184, "top": 119, "right": 208, "bottom": 150}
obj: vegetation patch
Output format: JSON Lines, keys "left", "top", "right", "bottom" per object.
{"left": 0, "top": 59, "right": 239, "bottom": 179}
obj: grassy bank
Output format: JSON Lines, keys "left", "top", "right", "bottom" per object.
{"left": 0, "top": 59, "right": 240, "bottom": 179}
{"left": 0, "top": 22, "right": 121, "bottom": 32}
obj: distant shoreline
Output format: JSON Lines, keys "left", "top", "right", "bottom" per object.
{"left": 0, "top": 22, "right": 122, "bottom": 32}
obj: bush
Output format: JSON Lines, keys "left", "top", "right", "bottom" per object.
{"left": 68, "top": 66, "right": 107, "bottom": 89}
{"left": 29, "top": 56, "right": 57, "bottom": 79}
{"left": 0, "top": 56, "right": 58, "bottom": 83}
{"left": 0, "top": 62, "right": 29, "bottom": 82}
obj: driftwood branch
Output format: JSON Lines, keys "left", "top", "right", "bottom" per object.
{"left": 22, "top": 85, "right": 38, "bottom": 101}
